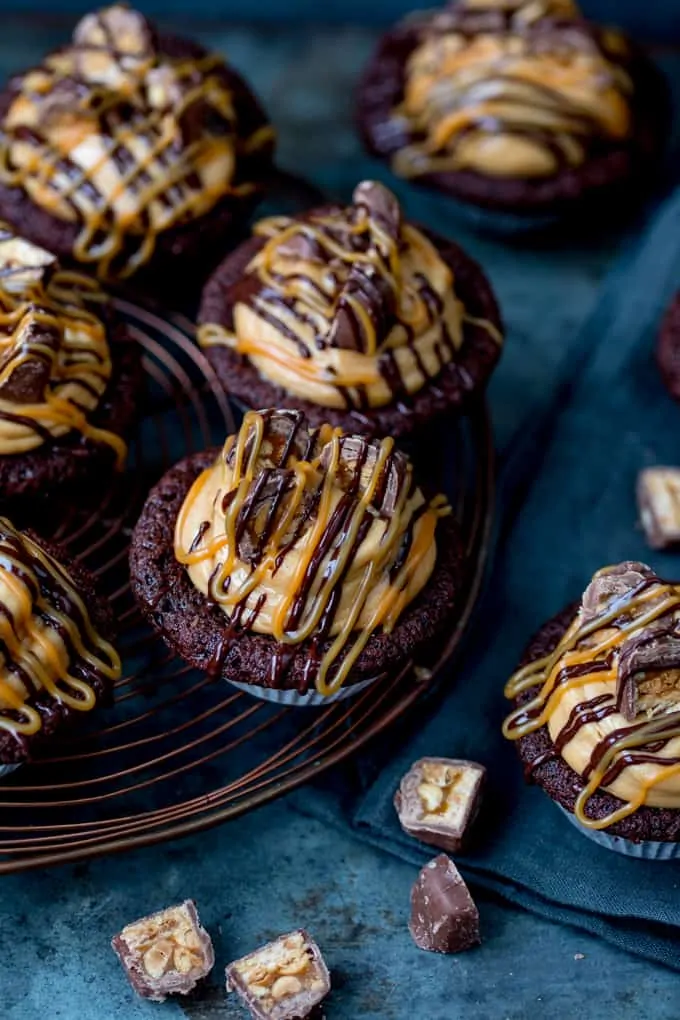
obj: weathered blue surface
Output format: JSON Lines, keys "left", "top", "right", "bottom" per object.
{"left": 1, "top": 17, "right": 680, "bottom": 1020}
{"left": 3, "top": 2, "right": 680, "bottom": 42}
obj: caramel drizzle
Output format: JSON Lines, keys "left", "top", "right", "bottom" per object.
{"left": 0, "top": 243, "right": 126, "bottom": 464}
{"left": 503, "top": 580, "right": 680, "bottom": 829}
{"left": 175, "top": 410, "right": 449, "bottom": 696}
{"left": 0, "top": 517, "right": 120, "bottom": 736}
{"left": 199, "top": 210, "right": 501, "bottom": 410}
{"left": 391, "top": 8, "right": 632, "bottom": 180}
{"left": 0, "top": 44, "right": 274, "bottom": 279}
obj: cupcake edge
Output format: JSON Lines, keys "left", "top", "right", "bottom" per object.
{"left": 198, "top": 223, "right": 503, "bottom": 440}
{"left": 0, "top": 529, "right": 116, "bottom": 768}
{"left": 356, "top": 15, "right": 670, "bottom": 220}
{"left": 129, "top": 446, "right": 465, "bottom": 699}
{"left": 510, "top": 604, "right": 680, "bottom": 845}
{"left": 0, "top": 31, "right": 274, "bottom": 291}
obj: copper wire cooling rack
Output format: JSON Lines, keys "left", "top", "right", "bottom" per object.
{"left": 0, "top": 299, "right": 495, "bottom": 873}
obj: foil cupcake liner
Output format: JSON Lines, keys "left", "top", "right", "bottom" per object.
{"left": 226, "top": 674, "right": 377, "bottom": 707}
{"left": 556, "top": 804, "right": 680, "bottom": 860}
{"left": 0, "top": 764, "right": 21, "bottom": 780}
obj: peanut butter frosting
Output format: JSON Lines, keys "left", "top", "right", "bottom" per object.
{"left": 389, "top": 0, "right": 632, "bottom": 180}
{"left": 0, "top": 4, "right": 274, "bottom": 280}
{"left": 174, "top": 409, "right": 450, "bottom": 696}
{"left": 0, "top": 223, "right": 126, "bottom": 462}
{"left": 0, "top": 518, "right": 120, "bottom": 739}
{"left": 199, "top": 181, "right": 501, "bottom": 412}
{"left": 504, "top": 562, "right": 680, "bottom": 829}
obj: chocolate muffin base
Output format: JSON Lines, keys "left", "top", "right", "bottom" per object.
{"left": 357, "top": 17, "right": 670, "bottom": 226}
{"left": 0, "top": 33, "right": 274, "bottom": 297}
{"left": 0, "top": 531, "right": 115, "bottom": 766}
{"left": 657, "top": 292, "right": 680, "bottom": 403}
{"left": 511, "top": 605, "right": 680, "bottom": 844}
{"left": 198, "top": 226, "right": 502, "bottom": 440}
{"left": 0, "top": 315, "right": 142, "bottom": 519}
{"left": 129, "top": 447, "right": 464, "bottom": 695}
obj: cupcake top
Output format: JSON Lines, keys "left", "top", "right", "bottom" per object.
{"left": 0, "top": 518, "right": 120, "bottom": 740}
{"left": 199, "top": 180, "right": 502, "bottom": 414}
{"left": 174, "top": 408, "right": 450, "bottom": 696}
{"left": 504, "top": 562, "right": 680, "bottom": 829}
{"left": 387, "top": 0, "right": 633, "bottom": 181}
{"left": 0, "top": 223, "right": 126, "bottom": 463}
{"left": 0, "top": 4, "right": 274, "bottom": 279}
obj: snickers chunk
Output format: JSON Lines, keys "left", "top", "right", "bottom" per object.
{"left": 409, "top": 855, "right": 480, "bottom": 955}
{"left": 395, "top": 757, "right": 485, "bottom": 853}
{"left": 617, "top": 618, "right": 680, "bottom": 721}
{"left": 111, "top": 900, "right": 214, "bottom": 1002}
{"left": 226, "top": 930, "right": 330, "bottom": 1020}
{"left": 638, "top": 467, "right": 680, "bottom": 550}
{"left": 580, "top": 561, "right": 657, "bottom": 625}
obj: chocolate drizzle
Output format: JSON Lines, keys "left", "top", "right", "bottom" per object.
{"left": 0, "top": 4, "right": 275, "bottom": 280}
{"left": 0, "top": 222, "right": 125, "bottom": 462}
{"left": 0, "top": 517, "right": 120, "bottom": 739}
{"left": 388, "top": 0, "right": 633, "bottom": 182}
{"left": 504, "top": 563, "right": 680, "bottom": 829}
{"left": 198, "top": 181, "right": 502, "bottom": 413}
{"left": 174, "top": 408, "right": 449, "bottom": 696}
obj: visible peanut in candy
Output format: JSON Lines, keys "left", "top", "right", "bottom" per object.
{"left": 111, "top": 900, "right": 214, "bottom": 1003}
{"left": 226, "top": 929, "right": 330, "bottom": 1020}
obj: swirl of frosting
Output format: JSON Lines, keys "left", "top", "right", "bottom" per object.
{"left": 0, "top": 5, "right": 274, "bottom": 279}
{"left": 0, "top": 517, "right": 121, "bottom": 738}
{"left": 503, "top": 562, "right": 680, "bottom": 829}
{"left": 174, "top": 409, "right": 450, "bottom": 696}
{"left": 389, "top": 0, "right": 632, "bottom": 180}
{"left": 199, "top": 181, "right": 501, "bottom": 412}
{"left": 0, "top": 223, "right": 126, "bottom": 462}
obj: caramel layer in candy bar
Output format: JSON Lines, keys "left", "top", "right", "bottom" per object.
{"left": 638, "top": 468, "right": 680, "bottom": 550}
{"left": 394, "top": 757, "right": 485, "bottom": 853}
{"left": 618, "top": 619, "right": 680, "bottom": 721}
{"left": 409, "top": 854, "right": 481, "bottom": 954}
{"left": 111, "top": 899, "right": 214, "bottom": 1002}
{"left": 226, "top": 929, "right": 330, "bottom": 1020}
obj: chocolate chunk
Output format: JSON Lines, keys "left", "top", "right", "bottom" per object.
{"left": 395, "top": 757, "right": 486, "bottom": 853}
{"left": 319, "top": 434, "right": 409, "bottom": 515}
{"left": 111, "top": 899, "right": 214, "bottom": 1003}
{"left": 226, "top": 410, "right": 314, "bottom": 472}
{"left": 276, "top": 229, "right": 324, "bottom": 263}
{"left": 226, "top": 929, "right": 330, "bottom": 1020}
{"left": 0, "top": 316, "right": 60, "bottom": 404}
{"left": 637, "top": 468, "right": 680, "bottom": 550}
{"left": 353, "top": 179, "right": 402, "bottom": 240}
{"left": 326, "top": 264, "right": 396, "bottom": 352}
{"left": 0, "top": 231, "right": 57, "bottom": 292}
{"left": 73, "top": 4, "right": 157, "bottom": 58}
{"left": 617, "top": 618, "right": 680, "bottom": 721}
{"left": 580, "top": 561, "right": 658, "bottom": 625}
{"left": 235, "top": 467, "right": 317, "bottom": 564}
{"left": 409, "top": 855, "right": 480, "bottom": 954}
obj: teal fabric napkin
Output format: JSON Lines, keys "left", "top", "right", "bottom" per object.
{"left": 302, "top": 186, "right": 680, "bottom": 969}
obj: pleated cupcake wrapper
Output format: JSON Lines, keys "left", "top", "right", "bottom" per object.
{"left": 0, "top": 764, "right": 21, "bottom": 780}
{"left": 226, "top": 674, "right": 377, "bottom": 707}
{"left": 556, "top": 804, "right": 680, "bottom": 861}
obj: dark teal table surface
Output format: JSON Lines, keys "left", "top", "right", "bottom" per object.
{"left": 2, "top": 16, "right": 680, "bottom": 1020}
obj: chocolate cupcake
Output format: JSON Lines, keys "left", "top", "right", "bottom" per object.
{"left": 357, "top": 0, "right": 668, "bottom": 230}
{"left": 657, "top": 292, "right": 680, "bottom": 404}
{"left": 0, "top": 4, "right": 274, "bottom": 288}
{"left": 198, "top": 181, "right": 503, "bottom": 439}
{"left": 130, "top": 408, "right": 463, "bottom": 704}
{"left": 0, "top": 222, "right": 140, "bottom": 517}
{"left": 0, "top": 517, "right": 120, "bottom": 777}
{"left": 503, "top": 562, "right": 680, "bottom": 857}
